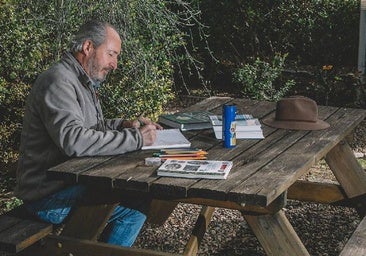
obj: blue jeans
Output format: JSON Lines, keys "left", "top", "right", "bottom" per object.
{"left": 24, "top": 185, "right": 146, "bottom": 247}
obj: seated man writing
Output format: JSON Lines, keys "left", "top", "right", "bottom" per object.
{"left": 15, "top": 19, "right": 162, "bottom": 247}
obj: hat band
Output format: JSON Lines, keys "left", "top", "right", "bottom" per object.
{"left": 275, "top": 117, "right": 317, "bottom": 123}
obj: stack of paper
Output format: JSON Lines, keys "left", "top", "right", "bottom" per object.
{"left": 141, "top": 129, "right": 191, "bottom": 150}
{"left": 209, "top": 114, "right": 264, "bottom": 139}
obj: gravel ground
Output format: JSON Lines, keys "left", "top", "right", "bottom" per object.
{"left": 133, "top": 118, "right": 366, "bottom": 255}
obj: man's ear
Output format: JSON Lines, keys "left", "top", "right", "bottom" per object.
{"left": 82, "top": 40, "right": 94, "bottom": 56}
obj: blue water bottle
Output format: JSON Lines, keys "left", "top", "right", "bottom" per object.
{"left": 222, "top": 104, "right": 237, "bottom": 148}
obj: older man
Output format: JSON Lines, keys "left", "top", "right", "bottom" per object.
{"left": 15, "top": 20, "right": 162, "bottom": 247}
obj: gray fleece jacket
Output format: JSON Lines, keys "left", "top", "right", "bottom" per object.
{"left": 15, "top": 52, "right": 143, "bottom": 201}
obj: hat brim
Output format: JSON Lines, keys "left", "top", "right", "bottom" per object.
{"left": 262, "top": 118, "right": 330, "bottom": 130}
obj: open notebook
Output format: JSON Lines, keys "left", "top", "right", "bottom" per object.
{"left": 141, "top": 129, "right": 191, "bottom": 150}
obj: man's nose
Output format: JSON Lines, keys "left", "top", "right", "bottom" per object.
{"left": 111, "top": 59, "right": 118, "bottom": 70}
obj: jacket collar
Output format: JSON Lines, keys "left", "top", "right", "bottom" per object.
{"left": 63, "top": 52, "right": 100, "bottom": 89}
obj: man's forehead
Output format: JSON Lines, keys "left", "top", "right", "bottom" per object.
{"left": 103, "top": 27, "right": 121, "bottom": 53}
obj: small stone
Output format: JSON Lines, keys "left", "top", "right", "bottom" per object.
{"left": 353, "top": 151, "right": 364, "bottom": 158}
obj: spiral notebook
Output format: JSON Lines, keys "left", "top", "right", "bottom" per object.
{"left": 141, "top": 129, "right": 191, "bottom": 150}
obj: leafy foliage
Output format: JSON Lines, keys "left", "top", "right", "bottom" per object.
{"left": 187, "top": 0, "right": 359, "bottom": 93}
{"left": 233, "top": 53, "right": 295, "bottom": 101}
{"left": 0, "top": 0, "right": 362, "bottom": 173}
{"left": 0, "top": 0, "right": 205, "bottom": 170}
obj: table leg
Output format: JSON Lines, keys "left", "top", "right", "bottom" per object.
{"left": 325, "top": 140, "right": 366, "bottom": 215}
{"left": 18, "top": 234, "right": 175, "bottom": 256}
{"left": 325, "top": 140, "right": 366, "bottom": 196}
{"left": 147, "top": 199, "right": 178, "bottom": 225}
{"left": 61, "top": 203, "right": 117, "bottom": 240}
{"left": 183, "top": 206, "right": 215, "bottom": 256}
{"left": 243, "top": 210, "right": 310, "bottom": 256}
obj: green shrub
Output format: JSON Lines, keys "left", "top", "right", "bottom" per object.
{"left": 0, "top": 0, "right": 205, "bottom": 173}
{"left": 0, "top": 79, "right": 30, "bottom": 166}
{"left": 188, "top": 0, "right": 359, "bottom": 94}
{"left": 232, "top": 53, "right": 295, "bottom": 101}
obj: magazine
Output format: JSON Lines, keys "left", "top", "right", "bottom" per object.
{"left": 158, "top": 111, "right": 214, "bottom": 131}
{"left": 157, "top": 159, "right": 233, "bottom": 179}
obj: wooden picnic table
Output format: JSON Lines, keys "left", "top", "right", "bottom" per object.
{"left": 22, "top": 97, "right": 366, "bottom": 255}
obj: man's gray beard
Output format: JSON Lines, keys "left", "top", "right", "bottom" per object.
{"left": 87, "top": 55, "right": 107, "bottom": 84}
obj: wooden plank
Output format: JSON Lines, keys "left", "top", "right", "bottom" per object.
{"left": 47, "top": 156, "right": 115, "bottom": 183}
{"left": 0, "top": 215, "right": 21, "bottom": 232}
{"left": 182, "top": 96, "right": 233, "bottom": 112}
{"left": 149, "top": 133, "right": 224, "bottom": 199}
{"left": 244, "top": 210, "right": 310, "bottom": 256}
{"left": 228, "top": 106, "right": 365, "bottom": 206}
{"left": 61, "top": 204, "right": 116, "bottom": 240}
{"left": 325, "top": 140, "right": 366, "bottom": 198}
{"left": 150, "top": 100, "right": 278, "bottom": 200}
{"left": 19, "top": 234, "right": 177, "bottom": 256}
{"left": 340, "top": 216, "right": 366, "bottom": 256}
{"left": 185, "top": 100, "right": 289, "bottom": 201}
{"left": 231, "top": 98, "right": 276, "bottom": 119}
{"left": 113, "top": 165, "right": 159, "bottom": 192}
{"left": 150, "top": 176, "right": 200, "bottom": 199}
{"left": 146, "top": 200, "right": 178, "bottom": 225}
{"left": 77, "top": 153, "right": 147, "bottom": 188}
{"left": 177, "top": 192, "right": 285, "bottom": 215}
{"left": 0, "top": 216, "right": 52, "bottom": 253}
{"left": 183, "top": 98, "right": 271, "bottom": 142}
{"left": 287, "top": 180, "right": 347, "bottom": 204}
{"left": 188, "top": 126, "right": 305, "bottom": 203}
{"left": 183, "top": 206, "right": 215, "bottom": 256}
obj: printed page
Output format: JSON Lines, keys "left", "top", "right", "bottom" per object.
{"left": 141, "top": 129, "right": 191, "bottom": 150}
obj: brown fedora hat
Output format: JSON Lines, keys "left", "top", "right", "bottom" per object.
{"left": 262, "top": 96, "right": 330, "bottom": 130}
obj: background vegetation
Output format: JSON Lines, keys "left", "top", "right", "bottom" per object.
{"left": 184, "top": 0, "right": 362, "bottom": 106}
{"left": 0, "top": 0, "right": 363, "bottom": 206}
{"left": 0, "top": 0, "right": 206, "bottom": 175}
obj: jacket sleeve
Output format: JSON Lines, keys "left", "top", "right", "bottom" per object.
{"left": 36, "top": 77, "right": 143, "bottom": 157}
{"left": 104, "top": 118, "right": 125, "bottom": 131}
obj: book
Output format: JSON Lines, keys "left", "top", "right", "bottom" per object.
{"left": 209, "top": 114, "right": 264, "bottom": 139}
{"left": 157, "top": 159, "right": 233, "bottom": 179}
{"left": 158, "top": 111, "right": 214, "bottom": 131}
{"left": 213, "top": 130, "right": 264, "bottom": 139}
{"left": 141, "top": 129, "right": 191, "bottom": 150}
{"left": 209, "top": 114, "right": 262, "bottom": 131}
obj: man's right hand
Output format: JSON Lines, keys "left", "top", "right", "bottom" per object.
{"left": 139, "top": 124, "right": 157, "bottom": 146}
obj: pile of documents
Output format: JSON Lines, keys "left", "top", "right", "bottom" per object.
{"left": 209, "top": 114, "right": 264, "bottom": 139}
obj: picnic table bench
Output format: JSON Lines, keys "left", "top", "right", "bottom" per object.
{"left": 340, "top": 215, "right": 366, "bottom": 255}
{"left": 1, "top": 96, "right": 365, "bottom": 255}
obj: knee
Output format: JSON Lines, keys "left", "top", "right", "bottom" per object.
{"left": 112, "top": 206, "right": 147, "bottom": 225}
{"left": 37, "top": 210, "right": 69, "bottom": 224}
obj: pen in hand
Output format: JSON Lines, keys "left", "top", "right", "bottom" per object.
{"left": 138, "top": 118, "right": 145, "bottom": 127}
{"left": 138, "top": 116, "right": 163, "bottom": 130}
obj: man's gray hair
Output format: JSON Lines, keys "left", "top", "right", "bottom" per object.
{"left": 70, "top": 20, "right": 116, "bottom": 53}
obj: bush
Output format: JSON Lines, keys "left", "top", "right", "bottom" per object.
{"left": 0, "top": 0, "right": 48, "bottom": 167}
{"left": 186, "top": 0, "right": 359, "bottom": 93}
{"left": 233, "top": 53, "right": 295, "bottom": 101}
{"left": 0, "top": 0, "right": 205, "bottom": 172}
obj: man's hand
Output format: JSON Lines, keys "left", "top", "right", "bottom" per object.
{"left": 139, "top": 124, "right": 158, "bottom": 146}
{"left": 123, "top": 116, "right": 163, "bottom": 130}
